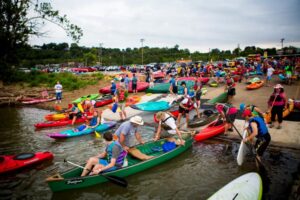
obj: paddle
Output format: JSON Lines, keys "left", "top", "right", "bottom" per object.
{"left": 95, "top": 131, "right": 101, "bottom": 138}
{"left": 64, "top": 159, "right": 128, "bottom": 187}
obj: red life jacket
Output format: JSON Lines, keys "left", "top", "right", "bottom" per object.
{"left": 226, "top": 78, "right": 235, "bottom": 87}
{"left": 119, "top": 90, "right": 125, "bottom": 101}
{"left": 183, "top": 98, "right": 193, "bottom": 108}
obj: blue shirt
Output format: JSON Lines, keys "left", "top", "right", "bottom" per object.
{"left": 169, "top": 78, "right": 176, "bottom": 87}
{"left": 115, "top": 121, "right": 139, "bottom": 147}
{"left": 124, "top": 77, "right": 130, "bottom": 85}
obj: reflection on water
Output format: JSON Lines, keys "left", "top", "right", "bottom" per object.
{"left": 0, "top": 107, "right": 299, "bottom": 200}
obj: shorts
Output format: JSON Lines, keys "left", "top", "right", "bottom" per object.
{"left": 172, "top": 86, "right": 178, "bottom": 94}
{"left": 132, "top": 83, "right": 137, "bottom": 90}
{"left": 118, "top": 102, "right": 126, "bottom": 111}
{"left": 56, "top": 92, "right": 62, "bottom": 100}
{"left": 179, "top": 106, "right": 189, "bottom": 114}
{"left": 196, "top": 92, "right": 202, "bottom": 101}
{"left": 99, "top": 159, "right": 119, "bottom": 172}
{"left": 286, "top": 73, "right": 292, "bottom": 78}
{"left": 255, "top": 134, "right": 271, "bottom": 157}
{"left": 227, "top": 88, "right": 236, "bottom": 96}
{"left": 226, "top": 113, "right": 237, "bottom": 123}
{"left": 267, "top": 76, "right": 271, "bottom": 81}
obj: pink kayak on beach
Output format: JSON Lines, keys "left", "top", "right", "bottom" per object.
{"left": 99, "top": 81, "right": 149, "bottom": 94}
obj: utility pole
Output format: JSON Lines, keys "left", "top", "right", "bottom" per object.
{"left": 280, "top": 38, "right": 285, "bottom": 49}
{"left": 140, "top": 38, "right": 145, "bottom": 65}
{"left": 99, "top": 43, "right": 103, "bottom": 66}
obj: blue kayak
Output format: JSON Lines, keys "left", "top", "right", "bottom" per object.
{"left": 130, "top": 101, "right": 170, "bottom": 112}
{"left": 47, "top": 121, "right": 117, "bottom": 139}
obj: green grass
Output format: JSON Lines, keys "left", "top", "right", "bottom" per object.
{"left": 8, "top": 70, "right": 104, "bottom": 91}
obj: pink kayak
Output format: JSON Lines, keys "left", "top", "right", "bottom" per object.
{"left": 177, "top": 77, "right": 210, "bottom": 84}
{"left": 99, "top": 81, "right": 149, "bottom": 94}
{"left": 21, "top": 98, "right": 56, "bottom": 105}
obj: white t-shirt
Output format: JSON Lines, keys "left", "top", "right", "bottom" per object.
{"left": 54, "top": 84, "right": 63, "bottom": 93}
{"left": 159, "top": 114, "right": 177, "bottom": 134}
{"left": 267, "top": 67, "right": 275, "bottom": 76}
{"left": 181, "top": 98, "right": 197, "bottom": 108}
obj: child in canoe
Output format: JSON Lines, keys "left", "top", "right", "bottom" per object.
{"left": 74, "top": 111, "right": 102, "bottom": 132}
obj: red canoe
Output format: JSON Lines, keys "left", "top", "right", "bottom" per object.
{"left": 0, "top": 152, "right": 54, "bottom": 175}
{"left": 194, "top": 120, "right": 225, "bottom": 142}
{"left": 21, "top": 98, "right": 56, "bottom": 105}
{"left": 99, "top": 81, "right": 149, "bottom": 94}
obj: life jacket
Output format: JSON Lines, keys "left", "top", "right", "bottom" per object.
{"left": 249, "top": 105, "right": 259, "bottom": 117}
{"left": 161, "top": 114, "right": 176, "bottom": 131}
{"left": 249, "top": 117, "right": 268, "bottom": 137}
{"left": 118, "top": 90, "right": 125, "bottom": 101}
{"left": 226, "top": 78, "right": 235, "bottom": 87}
{"left": 220, "top": 103, "right": 237, "bottom": 115}
{"left": 89, "top": 116, "right": 98, "bottom": 126}
{"left": 106, "top": 141, "right": 127, "bottom": 167}
{"left": 269, "top": 93, "right": 285, "bottom": 105}
{"left": 182, "top": 97, "right": 193, "bottom": 108}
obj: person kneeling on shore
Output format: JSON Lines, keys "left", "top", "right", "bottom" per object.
{"left": 242, "top": 109, "right": 271, "bottom": 163}
{"left": 81, "top": 132, "right": 127, "bottom": 176}
{"left": 154, "top": 112, "right": 186, "bottom": 145}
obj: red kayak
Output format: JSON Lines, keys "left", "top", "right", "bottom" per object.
{"left": 21, "top": 98, "right": 56, "bottom": 105}
{"left": 177, "top": 77, "right": 210, "bottom": 84}
{"left": 99, "top": 81, "right": 149, "bottom": 94}
{"left": 34, "top": 117, "right": 88, "bottom": 129}
{"left": 194, "top": 120, "right": 225, "bottom": 142}
{"left": 94, "top": 95, "right": 113, "bottom": 108}
{"left": 0, "top": 152, "right": 54, "bottom": 175}
{"left": 153, "top": 71, "right": 165, "bottom": 79}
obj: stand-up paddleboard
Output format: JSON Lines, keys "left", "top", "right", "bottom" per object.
{"left": 208, "top": 172, "right": 263, "bottom": 200}
{"left": 237, "top": 129, "right": 248, "bottom": 166}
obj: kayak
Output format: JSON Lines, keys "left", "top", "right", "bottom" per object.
{"left": 206, "top": 92, "right": 228, "bottom": 105}
{"left": 246, "top": 80, "right": 264, "bottom": 90}
{"left": 145, "top": 80, "right": 196, "bottom": 94}
{"left": 295, "top": 100, "right": 300, "bottom": 110}
{"left": 35, "top": 116, "right": 89, "bottom": 129}
{"left": 194, "top": 120, "right": 225, "bottom": 142}
{"left": 47, "top": 121, "right": 117, "bottom": 139}
{"left": 209, "top": 81, "right": 218, "bottom": 87}
{"left": 73, "top": 94, "right": 100, "bottom": 104}
{"left": 264, "top": 99, "right": 294, "bottom": 123}
{"left": 0, "top": 152, "right": 54, "bottom": 175}
{"left": 94, "top": 95, "right": 113, "bottom": 108}
{"left": 21, "top": 97, "right": 56, "bottom": 105}
{"left": 249, "top": 71, "right": 263, "bottom": 76}
{"left": 46, "top": 135, "right": 193, "bottom": 192}
{"left": 107, "top": 96, "right": 141, "bottom": 109}
{"left": 177, "top": 77, "right": 210, "bottom": 84}
{"left": 279, "top": 74, "right": 286, "bottom": 81}
{"left": 246, "top": 77, "right": 261, "bottom": 84}
{"left": 99, "top": 82, "right": 149, "bottom": 94}
{"left": 208, "top": 172, "right": 262, "bottom": 200}
{"left": 153, "top": 71, "right": 165, "bottom": 79}
{"left": 188, "top": 110, "right": 219, "bottom": 128}
{"left": 237, "top": 129, "right": 248, "bottom": 166}
{"left": 130, "top": 101, "right": 170, "bottom": 112}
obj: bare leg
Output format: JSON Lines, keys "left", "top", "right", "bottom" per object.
{"left": 72, "top": 116, "right": 77, "bottom": 125}
{"left": 128, "top": 148, "right": 154, "bottom": 160}
{"left": 81, "top": 157, "right": 99, "bottom": 176}
{"left": 177, "top": 113, "right": 182, "bottom": 127}
{"left": 89, "top": 164, "right": 105, "bottom": 175}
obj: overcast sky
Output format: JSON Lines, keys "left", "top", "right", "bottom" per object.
{"left": 29, "top": 0, "right": 300, "bottom": 52}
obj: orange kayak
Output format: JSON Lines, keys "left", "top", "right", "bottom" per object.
{"left": 246, "top": 81, "right": 264, "bottom": 90}
{"left": 108, "top": 96, "right": 141, "bottom": 109}
{"left": 264, "top": 99, "right": 294, "bottom": 123}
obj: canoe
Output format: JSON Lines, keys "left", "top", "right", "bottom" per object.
{"left": 107, "top": 96, "right": 141, "bottom": 109}
{"left": 35, "top": 117, "right": 89, "bottom": 129}
{"left": 208, "top": 172, "right": 262, "bottom": 200}
{"left": 73, "top": 94, "right": 100, "bottom": 104}
{"left": 130, "top": 101, "right": 170, "bottom": 112}
{"left": 194, "top": 120, "right": 225, "bottom": 142}
{"left": 188, "top": 110, "right": 219, "bottom": 128}
{"left": 46, "top": 136, "right": 193, "bottom": 192}
{"left": 94, "top": 95, "right": 113, "bottom": 108}
{"left": 99, "top": 82, "right": 149, "bottom": 94}
{"left": 0, "top": 152, "right": 54, "bottom": 175}
{"left": 264, "top": 99, "right": 294, "bottom": 123}
{"left": 47, "top": 121, "right": 117, "bottom": 139}
{"left": 246, "top": 81, "right": 264, "bottom": 90}
{"left": 206, "top": 92, "right": 228, "bottom": 105}
{"left": 21, "top": 97, "right": 56, "bottom": 105}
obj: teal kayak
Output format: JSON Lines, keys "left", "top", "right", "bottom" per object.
{"left": 72, "top": 94, "right": 100, "bottom": 104}
{"left": 47, "top": 121, "right": 117, "bottom": 139}
{"left": 130, "top": 101, "right": 170, "bottom": 112}
{"left": 146, "top": 81, "right": 195, "bottom": 94}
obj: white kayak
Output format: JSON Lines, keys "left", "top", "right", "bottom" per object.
{"left": 237, "top": 129, "right": 248, "bottom": 166}
{"left": 208, "top": 172, "right": 263, "bottom": 200}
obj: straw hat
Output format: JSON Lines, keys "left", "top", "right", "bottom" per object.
{"left": 130, "top": 116, "right": 144, "bottom": 125}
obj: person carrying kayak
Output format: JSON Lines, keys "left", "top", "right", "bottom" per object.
{"left": 73, "top": 110, "right": 102, "bottom": 132}
{"left": 154, "top": 111, "right": 185, "bottom": 145}
{"left": 242, "top": 109, "right": 271, "bottom": 164}
{"left": 81, "top": 132, "right": 127, "bottom": 176}
{"left": 66, "top": 103, "right": 82, "bottom": 125}
{"left": 224, "top": 74, "right": 236, "bottom": 104}
{"left": 240, "top": 103, "right": 264, "bottom": 118}
{"left": 215, "top": 103, "right": 238, "bottom": 135}
{"left": 115, "top": 85, "right": 128, "bottom": 121}
{"left": 115, "top": 116, "right": 154, "bottom": 160}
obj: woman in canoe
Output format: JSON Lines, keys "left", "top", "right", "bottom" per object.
{"left": 154, "top": 111, "right": 185, "bottom": 145}
{"left": 74, "top": 110, "right": 102, "bottom": 132}
{"left": 224, "top": 74, "right": 236, "bottom": 104}
{"left": 81, "top": 132, "right": 126, "bottom": 176}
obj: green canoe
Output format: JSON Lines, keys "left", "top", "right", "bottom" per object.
{"left": 72, "top": 94, "right": 99, "bottom": 103}
{"left": 46, "top": 136, "right": 193, "bottom": 192}
{"left": 206, "top": 92, "right": 228, "bottom": 104}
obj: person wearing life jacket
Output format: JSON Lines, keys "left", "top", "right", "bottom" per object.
{"left": 81, "top": 132, "right": 127, "bottom": 176}
{"left": 242, "top": 109, "right": 271, "bottom": 163}
{"left": 267, "top": 84, "right": 288, "bottom": 129}
{"left": 116, "top": 85, "right": 128, "bottom": 121}
{"left": 154, "top": 111, "right": 185, "bottom": 146}
{"left": 216, "top": 103, "right": 238, "bottom": 135}
{"left": 66, "top": 103, "right": 82, "bottom": 125}
{"left": 240, "top": 103, "right": 264, "bottom": 118}
{"left": 224, "top": 74, "right": 236, "bottom": 104}
{"left": 177, "top": 91, "right": 196, "bottom": 127}
{"left": 73, "top": 110, "right": 102, "bottom": 132}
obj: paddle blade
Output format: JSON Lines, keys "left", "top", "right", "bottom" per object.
{"left": 77, "top": 103, "right": 84, "bottom": 113}
{"left": 102, "top": 174, "right": 128, "bottom": 187}
{"left": 95, "top": 131, "right": 101, "bottom": 138}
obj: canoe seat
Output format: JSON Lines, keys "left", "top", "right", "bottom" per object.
{"left": 46, "top": 173, "right": 64, "bottom": 182}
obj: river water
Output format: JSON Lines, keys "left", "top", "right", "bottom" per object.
{"left": 0, "top": 107, "right": 299, "bottom": 200}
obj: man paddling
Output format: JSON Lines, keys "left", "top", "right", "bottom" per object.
{"left": 242, "top": 109, "right": 271, "bottom": 164}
